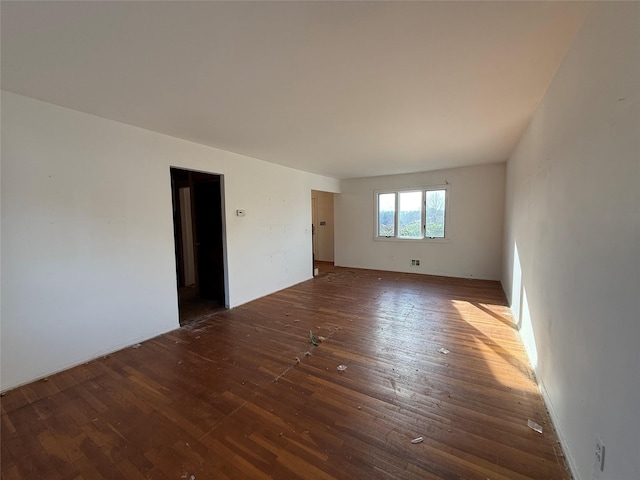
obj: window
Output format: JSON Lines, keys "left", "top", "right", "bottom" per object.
{"left": 425, "top": 189, "right": 446, "bottom": 238}
{"left": 398, "top": 191, "right": 422, "bottom": 239}
{"left": 377, "top": 192, "right": 396, "bottom": 237}
{"left": 375, "top": 186, "right": 449, "bottom": 240}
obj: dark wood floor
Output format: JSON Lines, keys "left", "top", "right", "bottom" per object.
{"left": 1, "top": 266, "right": 570, "bottom": 480}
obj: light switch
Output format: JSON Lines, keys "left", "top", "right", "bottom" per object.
{"left": 236, "top": 209, "right": 246, "bottom": 217}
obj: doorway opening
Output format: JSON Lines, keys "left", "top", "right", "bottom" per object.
{"left": 170, "top": 168, "right": 227, "bottom": 326}
{"left": 311, "top": 190, "right": 335, "bottom": 277}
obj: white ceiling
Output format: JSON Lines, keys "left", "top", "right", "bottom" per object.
{"left": 1, "top": 1, "right": 591, "bottom": 179}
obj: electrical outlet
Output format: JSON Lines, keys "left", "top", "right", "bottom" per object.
{"left": 411, "top": 259, "right": 420, "bottom": 266}
{"left": 595, "top": 436, "right": 605, "bottom": 472}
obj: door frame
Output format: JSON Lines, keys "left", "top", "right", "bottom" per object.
{"left": 170, "top": 167, "right": 230, "bottom": 309}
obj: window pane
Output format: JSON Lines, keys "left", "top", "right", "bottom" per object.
{"left": 378, "top": 193, "right": 395, "bottom": 237}
{"left": 398, "top": 191, "right": 422, "bottom": 239}
{"left": 425, "top": 190, "right": 446, "bottom": 238}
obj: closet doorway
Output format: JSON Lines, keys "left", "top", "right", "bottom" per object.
{"left": 171, "top": 168, "right": 227, "bottom": 325}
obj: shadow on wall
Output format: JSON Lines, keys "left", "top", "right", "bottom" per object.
{"left": 508, "top": 243, "right": 538, "bottom": 371}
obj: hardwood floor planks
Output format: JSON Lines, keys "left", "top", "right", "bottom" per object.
{"left": 1, "top": 265, "right": 570, "bottom": 479}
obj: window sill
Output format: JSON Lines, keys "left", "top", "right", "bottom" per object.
{"left": 374, "top": 236, "right": 452, "bottom": 244}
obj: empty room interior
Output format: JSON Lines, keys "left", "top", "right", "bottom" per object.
{"left": 1, "top": 2, "right": 638, "bottom": 480}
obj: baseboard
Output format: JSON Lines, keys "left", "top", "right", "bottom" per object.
{"left": 0, "top": 324, "right": 177, "bottom": 394}
{"left": 535, "top": 373, "right": 581, "bottom": 480}
{"left": 504, "top": 283, "right": 580, "bottom": 480}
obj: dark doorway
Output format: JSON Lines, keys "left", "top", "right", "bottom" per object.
{"left": 170, "top": 168, "right": 227, "bottom": 325}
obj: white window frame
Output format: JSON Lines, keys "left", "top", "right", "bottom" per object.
{"left": 374, "top": 184, "right": 450, "bottom": 242}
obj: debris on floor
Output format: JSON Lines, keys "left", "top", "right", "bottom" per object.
{"left": 293, "top": 319, "right": 300, "bottom": 322}
{"left": 305, "top": 351, "right": 311, "bottom": 357}
{"left": 337, "top": 365, "right": 347, "bottom": 371}
{"left": 310, "top": 330, "right": 320, "bottom": 346}
{"left": 132, "top": 343, "right": 142, "bottom": 349}
{"left": 318, "top": 336, "right": 326, "bottom": 342}
{"left": 411, "top": 437, "right": 424, "bottom": 444}
{"left": 437, "top": 347, "right": 450, "bottom": 354}
{"left": 527, "top": 419, "right": 543, "bottom": 434}
{"left": 295, "top": 357, "right": 301, "bottom": 364}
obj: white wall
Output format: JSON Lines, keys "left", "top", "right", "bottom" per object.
{"left": 335, "top": 163, "right": 505, "bottom": 280}
{"left": 0, "top": 91, "right": 339, "bottom": 391}
{"left": 502, "top": 3, "right": 639, "bottom": 480}
{"left": 311, "top": 190, "right": 334, "bottom": 262}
